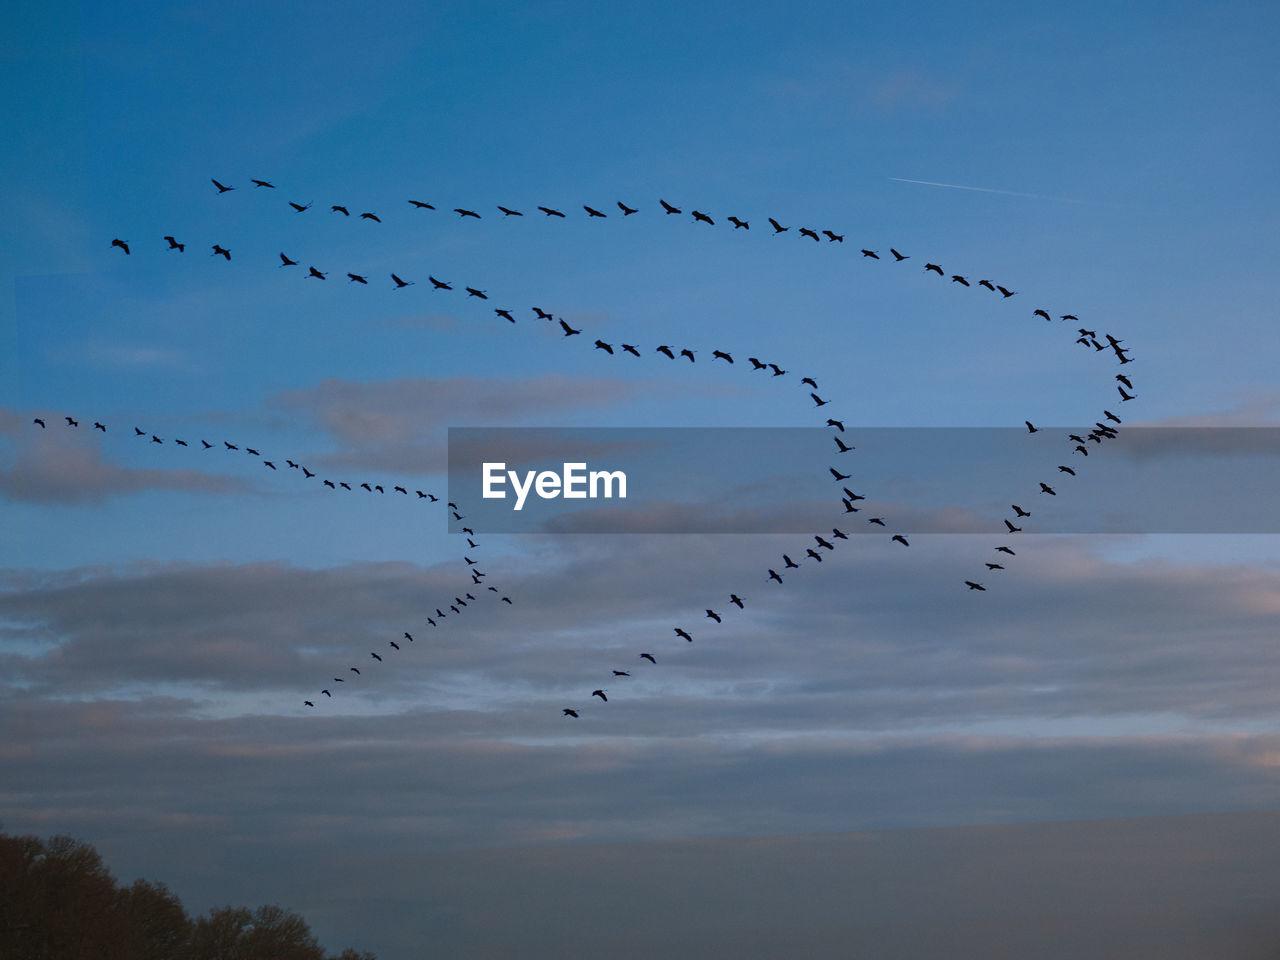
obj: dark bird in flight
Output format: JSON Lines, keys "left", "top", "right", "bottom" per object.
{"left": 164, "top": 236, "right": 184, "bottom": 251}
{"left": 832, "top": 528, "right": 848, "bottom": 540}
{"left": 360, "top": 212, "right": 381, "bottom": 222}
{"left": 371, "top": 652, "right": 382, "bottom": 661}
{"left": 584, "top": 205, "right": 607, "bottom": 218}
{"left": 322, "top": 689, "right": 331, "bottom": 697}
{"left": 498, "top": 206, "right": 523, "bottom": 216}
{"left": 1116, "top": 374, "right": 1133, "bottom": 389}
{"left": 307, "top": 266, "right": 326, "bottom": 279}
{"left": 151, "top": 434, "right": 161, "bottom": 443}
{"left": 978, "top": 280, "right": 995, "bottom": 291}
{"left": 891, "top": 249, "right": 909, "bottom": 261}
{"left": 495, "top": 308, "right": 515, "bottom": 322}
{"left": 730, "top": 594, "right": 745, "bottom": 608}
{"left": 251, "top": 179, "right": 274, "bottom": 188}
{"left": 287, "top": 460, "right": 297, "bottom": 468}
{"left": 1058, "top": 465, "right": 1076, "bottom": 475}
{"left": 827, "top": 418, "right": 844, "bottom": 432}
{"left": 806, "top": 549, "right": 823, "bottom": 562}
{"left": 1118, "top": 386, "right": 1135, "bottom": 401}
{"left": 1005, "top": 520, "right": 1022, "bottom": 533}
{"left": 728, "top": 216, "right": 748, "bottom": 229}
{"left": 429, "top": 276, "right": 451, "bottom": 290}
{"left": 264, "top": 461, "right": 275, "bottom": 469}
{"left": 692, "top": 210, "right": 714, "bottom": 225}
{"left": 224, "top": 441, "right": 237, "bottom": 450}
{"left": 533, "top": 307, "right": 553, "bottom": 320}
{"left": 333, "top": 677, "right": 345, "bottom": 683}
{"left": 823, "top": 231, "right": 843, "bottom": 242}
{"left": 1012, "top": 504, "right": 1030, "bottom": 518}
{"left": 538, "top": 206, "right": 565, "bottom": 217}
{"left": 835, "top": 436, "right": 853, "bottom": 453}
{"left": 675, "top": 628, "right": 693, "bottom": 642}
{"left": 331, "top": 205, "right": 349, "bottom": 215}
{"left": 1040, "top": 483, "right": 1056, "bottom": 495}
{"left": 1061, "top": 314, "right": 1079, "bottom": 322}
{"left": 868, "top": 517, "right": 886, "bottom": 526}
{"left": 409, "top": 200, "right": 435, "bottom": 209}
{"left": 361, "top": 483, "right": 372, "bottom": 491}
{"left": 996, "top": 546, "right": 1015, "bottom": 555}
{"left": 798, "top": 227, "right": 820, "bottom": 241}
{"left": 769, "top": 364, "right": 786, "bottom": 377}
{"left": 815, "top": 535, "right": 834, "bottom": 550}
{"left": 324, "top": 480, "right": 335, "bottom": 488}
{"left": 997, "top": 286, "right": 1016, "bottom": 298}
{"left": 783, "top": 554, "right": 800, "bottom": 568}
{"left": 304, "top": 701, "right": 314, "bottom": 707}
{"left": 1104, "top": 410, "right": 1122, "bottom": 423}
{"left": 986, "top": 563, "right": 1004, "bottom": 570}
{"left": 134, "top": 426, "right": 146, "bottom": 435}
{"left": 111, "top": 239, "right": 130, "bottom": 254}
{"left": 455, "top": 208, "right": 481, "bottom": 218}
{"left": 559, "top": 319, "right": 581, "bottom": 336}
{"left": 563, "top": 708, "right": 579, "bottom": 717}
{"left": 830, "top": 468, "right": 850, "bottom": 481}
{"left": 348, "top": 273, "right": 367, "bottom": 284}
{"left": 656, "top": 345, "right": 675, "bottom": 359}
{"left": 289, "top": 201, "right": 311, "bottom": 212}
{"left": 749, "top": 357, "right": 767, "bottom": 370}
{"left": 811, "top": 393, "right": 828, "bottom": 407}
{"left": 391, "top": 273, "right": 414, "bottom": 288}
{"left": 280, "top": 253, "right": 298, "bottom": 266}
{"left": 594, "top": 340, "right": 614, "bottom": 354}
{"left": 965, "top": 581, "right": 986, "bottom": 591}
{"left": 925, "top": 263, "right": 944, "bottom": 275}
{"left": 801, "top": 377, "right": 818, "bottom": 388}
{"left": 1075, "top": 445, "right": 1089, "bottom": 456}
{"left": 66, "top": 416, "right": 79, "bottom": 427}
{"left": 33, "top": 418, "right": 45, "bottom": 428}
{"left": 769, "top": 569, "right": 784, "bottom": 583}
{"left": 350, "top": 667, "right": 360, "bottom": 674}
{"left": 1025, "top": 421, "right": 1038, "bottom": 433}
{"left": 211, "top": 178, "right": 234, "bottom": 193}
{"left": 592, "top": 690, "right": 608, "bottom": 702}
{"left": 1034, "top": 309, "right": 1051, "bottom": 321}
{"left": 680, "top": 348, "right": 695, "bottom": 362}
{"left": 395, "top": 486, "right": 407, "bottom": 495}
{"left": 843, "top": 488, "right": 864, "bottom": 502}
{"left": 618, "top": 202, "right": 638, "bottom": 215}
{"left": 892, "top": 535, "right": 909, "bottom": 546}
{"left": 389, "top": 641, "right": 400, "bottom": 650}
{"left": 303, "top": 468, "right": 314, "bottom": 477}
{"left": 860, "top": 249, "right": 878, "bottom": 259}
{"left": 660, "top": 199, "right": 681, "bottom": 214}
{"left": 465, "top": 287, "right": 488, "bottom": 299}
{"left": 212, "top": 244, "right": 231, "bottom": 260}
{"left": 713, "top": 350, "right": 733, "bottom": 363}
{"left": 613, "top": 670, "right": 630, "bottom": 677}
{"left": 951, "top": 275, "right": 970, "bottom": 286}
{"left": 94, "top": 422, "right": 106, "bottom": 432}
{"left": 768, "top": 218, "right": 788, "bottom": 234}
{"left": 640, "top": 653, "right": 656, "bottom": 663}
{"left": 706, "top": 609, "right": 721, "bottom": 623}
{"left": 340, "top": 482, "right": 351, "bottom": 490}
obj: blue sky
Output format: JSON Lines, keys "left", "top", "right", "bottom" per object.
{"left": 4, "top": 1, "right": 1280, "bottom": 956}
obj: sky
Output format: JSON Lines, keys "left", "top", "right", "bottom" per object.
{"left": 4, "top": 0, "right": 1280, "bottom": 956}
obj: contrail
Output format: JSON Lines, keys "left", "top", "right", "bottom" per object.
{"left": 889, "top": 177, "right": 1084, "bottom": 204}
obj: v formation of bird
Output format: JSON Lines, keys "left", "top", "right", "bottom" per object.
{"left": 66, "top": 178, "right": 1142, "bottom": 717}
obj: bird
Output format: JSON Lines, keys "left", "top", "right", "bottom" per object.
{"left": 1040, "top": 483, "right": 1056, "bottom": 495}
{"left": 730, "top": 595, "right": 745, "bottom": 609}
{"left": 843, "top": 489, "right": 864, "bottom": 501}
{"left": 925, "top": 263, "right": 944, "bottom": 275}
{"left": 212, "top": 244, "right": 230, "bottom": 260}
{"left": 289, "top": 201, "right": 311, "bottom": 212}
{"left": 806, "top": 549, "right": 823, "bottom": 562}
{"left": 594, "top": 340, "right": 614, "bottom": 354}
{"left": 94, "top": 422, "right": 106, "bottom": 432}
{"left": 769, "top": 364, "right": 786, "bottom": 377}
{"left": 303, "top": 468, "right": 314, "bottom": 478}
{"left": 538, "top": 206, "right": 565, "bottom": 217}
{"left": 892, "top": 535, "right": 909, "bottom": 546}
{"left": 801, "top": 377, "right": 818, "bottom": 388}
{"left": 824, "top": 230, "right": 844, "bottom": 242}
{"left": 890, "top": 249, "right": 909, "bottom": 261}
{"left": 799, "top": 227, "right": 820, "bottom": 241}
{"left": 1104, "top": 410, "right": 1122, "bottom": 423}
{"left": 429, "top": 276, "right": 451, "bottom": 290}
{"left": 533, "top": 307, "right": 554, "bottom": 320}
{"left": 371, "top": 652, "right": 382, "bottom": 661}
{"left": 592, "top": 690, "right": 608, "bottom": 702}
{"left": 749, "top": 358, "right": 767, "bottom": 370}
{"left": 559, "top": 319, "right": 581, "bottom": 337}
{"left": 211, "top": 178, "right": 234, "bottom": 193}
{"left": 498, "top": 206, "right": 523, "bottom": 216}
{"left": 986, "top": 563, "right": 1004, "bottom": 570}
{"left": 1025, "top": 421, "right": 1038, "bottom": 433}
{"left": 964, "top": 581, "right": 986, "bottom": 591}
{"left": 680, "top": 348, "right": 695, "bottom": 362}
{"left": 712, "top": 350, "right": 733, "bottom": 363}
{"left": 861, "top": 249, "right": 879, "bottom": 259}
{"left": 465, "top": 287, "right": 488, "bottom": 299}
{"left": 811, "top": 393, "right": 828, "bottom": 407}
{"left": 1005, "top": 520, "right": 1022, "bottom": 533}
{"left": 264, "top": 460, "right": 275, "bottom": 469}
{"left": 307, "top": 266, "right": 326, "bottom": 280}
{"left": 783, "top": 554, "right": 800, "bottom": 568}
{"left": 660, "top": 199, "right": 681, "bottom": 214}
{"left": 832, "top": 527, "right": 848, "bottom": 540}
{"left": 279, "top": 253, "right": 298, "bottom": 266}
{"left": 675, "top": 628, "right": 693, "bottom": 642}
{"left": 827, "top": 419, "right": 845, "bottom": 432}
{"left": 1012, "top": 505, "right": 1030, "bottom": 517}
{"left": 348, "top": 273, "right": 367, "bottom": 284}
{"left": 321, "top": 689, "right": 331, "bottom": 697}
{"left": 150, "top": 434, "right": 161, "bottom": 443}
{"left": 769, "top": 569, "right": 784, "bottom": 583}
{"left": 1116, "top": 374, "right": 1133, "bottom": 389}
{"left": 164, "top": 236, "right": 184, "bottom": 251}
{"left": 360, "top": 212, "right": 381, "bottom": 222}
{"left": 391, "top": 273, "right": 414, "bottom": 288}
{"left": 455, "top": 208, "right": 481, "bottom": 218}
{"left": 1118, "top": 386, "right": 1135, "bottom": 401}
{"left": 951, "top": 275, "right": 970, "bottom": 286}
{"left": 1034, "top": 309, "right": 1051, "bottom": 321}
{"left": 395, "top": 486, "right": 407, "bottom": 495}
{"left": 584, "top": 205, "right": 607, "bottom": 218}
{"left": 830, "top": 468, "right": 851, "bottom": 481}
{"left": 389, "top": 641, "right": 400, "bottom": 650}
{"left": 706, "top": 609, "right": 721, "bottom": 623}
{"left": 996, "top": 546, "right": 1015, "bottom": 555}
{"left": 66, "top": 416, "right": 79, "bottom": 427}
{"left": 640, "top": 653, "right": 656, "bottom": 663}
{"left": 350, "top": 667, "right": 360, "bottom": 674}
{"left": 563, "top": 708, "right": 579, "bottom": 717}
{"left": 622, "top": 344, "right": 641, "bottom": 357}
{"left": 613, "top": 670, "right": 630, "bottom": 677}
{"left": 868, "top": 517, "right": 886, "bottom": 526}
{"left": 324, "top": 480, "right": 335, "bottom": 488}
{"left": 111, "top": 238, "right": 131, "bottom": 254}
{"left": 1061, "top": 314, "right": 1079, "bottom": 322}
{"left": 835, "top": 437, "right": 853, "bottom": 453}
{"left": 331, "top": 205, "right": 349, "bottom": 215}
{"left": 1058, "top": 466, "right": 1076, "bottom": 476}
{"left": 978, "top": 280, "right": 995, "bottom": 291}
{"left": 692, "top": 210, "right": 714, "bottom": 225}
{"left": 224, "top": 441, "right": 237, "bottom": 450}
{"left": 33, "top": 418, "right": 45, "bottom": 428}
{"left": 304, "top": 701, "right": 314, "bottom": 707}
{"left": 728, "top": 216, "right": 748, "bottom": 229}
{"left": 618, "top": 202, "right": 638, "bottom": 215}
{"left": 1075, "top": 445, "right": 1089, "bottom": 456}
{"left": 997, "top": 286, "right": 1016, "bottom": 298}
{"left": 495, "top": 308, "right": 515, "bottom": 322}
{"left": 409, "top": 200, "right": 435, "bottom": 209}
{"left": 815, "top": 535, "right": 834, "bottom": 550}
{"left": 768, "top": 218, "right": 788, "bottom": 234}
{"left": 656, "top": 345, "right": 675, "bottom": 359}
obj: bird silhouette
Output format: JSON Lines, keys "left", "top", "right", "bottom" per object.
{"left": 692, "top": 210, "right": 714, "bottom": 225}
{"left": 1040, "top": 482, "right": 1056, "bottom": 495}
{"left": 280, "top": 253, "right": 298, "bottom": 266}
{"left": 806, "top": 549, "right": 823, "bottom": 562}
{"left": 110, "top": 238, "right": 130, "bottom": 254}
{"left": 835, "top": 437, "right": 852, "bottom": 453}
{"left": 783, "top": 555, "right": 799, "bottom": 569}
{"left": 951, "top": 275, "right": 969, "bottom": 286}
{"left": 429, "top": 276, "right": 451, "bottom": 290}
{"left": 212, "top": 245, "right": 230, "bottom": 260}
{"left": 827, "top": 419, "right": 845, "bottom": 431}
{"left": 331, "top": 205, "right": 350, "bottom": 215}
{"left": 66, "top": 416, "right": 79, "bottom": 427}
{"left": 533, "top": 307, "right": 553, "bottom": 320}
{"left": 1012, "top": 505, "right": 1030, "bottom": 517}
{"left": 706, "top": 609, "right": 721, "bottom": 623}
{"left": 713, "top": 350, "right": 733, "bottom": 363}
{"left": 890, "top": 249, "right": 909, "bottom": 261}
{"left": 618, "top": 202, "right": 638, "bottom": 215}
{"left": 371, "top": 652, "right": 382, "bottom": 661}
{"left": 559, "top": 319, "right": 581, "bottom": 336}
{"left": 360, "top": 212, "right": 381, "bottom": 222}
{"left": 965, "top": 581, "right": 986, "bottom": 591}
{"left": 33, "top": 418, "right": 45, "bottom": 428}
{"left": 592, "top": 689, "right": 608, "bottom": 701}
{"left": 455, "top": 208, "right": 481, "bottom": 218}
{"left": 996, "top": 546, "right": 1015, "bottom": 555}
{"left": 584, "top": 205, "right": 607, "bottom": 218}
{"left": 1025, "top": 421, "right": 1038, "bottom": 433}
{"left": 728, "top": 216, "right": 748, "bottom": 229}
{"left": 986, "top": 563, "right": 1004, "bottom": 570}
{"left": 538, "top": 206, "right": 565, "bottom": 217}
{"left": 164, "top": 236, "right": 184, "bottom": 251}
{"left": 1034, "top": 309, "right": 1051, "bottom": 321}
{"left": 830, "top": 468, "right": 850, "bottom": 481}
{"left": 925, "top": 263, "right": 944, "bottom": 275}
{"left": 730, "top": 595, "right": 745, "bottom": 608}
{"left": 613, "top": 670, "right": 630, "bottom": 677}
{"left": 348, "top": 273, "right": 367, "bottom": 284}
{"left": 680, "top": 349, "right": 695, "bottom": 362}
{"left": 498, "top": 206, "right": 523, "bottom": 216}
{"left": 1005, "top": 520, "right": 1022, "bottom": 533}
{"left": 594, "top": 340, "right": 614, "bottom": 354}
{"left": 391, "top": 273, "right": 414, "bottom": 288}
{"left": 860, "top": 249, "right": 879, "bottom": 259}
{"left": 465, "top": 287, "right": 488, "bottom": 299}
{"left": 997, "top": 286, "right": 1016, "bottom": 298}
{"left": 563, "top": 708, "right": 579, "bottom": 717}
{"left": 832, "top": 528, "right": 848, "bottom": 540}
{"left": 811, "top": 393, "right": 828, "bottom": 407}
{"left": 823, "top": 230, "right": 843, "bottom": 242}
{"left": 768, "top": 218, "right": 788, "bottom": 234}
{"left": 640, "top": 653, "right": 656, "bottom": 663}
{"left": 769, "top": 569, "right": 784, "bottom": 583}
{"left": 307, "top": 266, "right": 326, "bottom": 279}
{"left": 660, "top": 199, "right": 681, "bottom": 214}
{"left": 251, "top": 179, "right": 274, "bottom": 188}
{"left": 799, "top": 227, "right": 819, "bottom": 241}
{"left": 211, "top": 178, "right": 234, "bottom": 193}
{"left": 675, "top": 628, "right": 693, "bottom": 642}
{"left": 495, "top": 308, "right": 515, "bottom": 322}
{"left": 94, "top": 422, "right": 106, "bottom": 432}
{"left": 289, "top": 201, "right": 311, "bottom": 212}
{"left": 656, "top": 345, "right": 675, "bottom": 359}
{"left": 409, "top": 200, "right": 435, "bottom": 209}
{"left": 892, "top": 535, "right": 909, "bottom": 546}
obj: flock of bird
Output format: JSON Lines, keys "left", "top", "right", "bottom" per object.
{"left": 62, "top": 176, "right": 1140, "bottom": 717}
